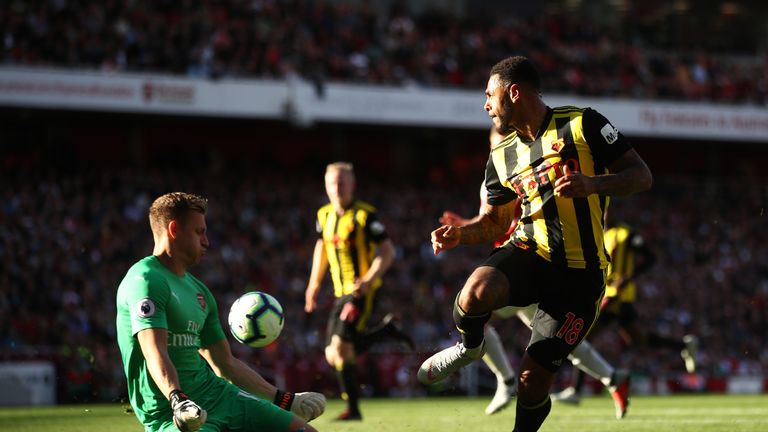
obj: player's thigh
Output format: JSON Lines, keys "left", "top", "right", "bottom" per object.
{"left": 325, "top": 293, "right": 375, "bottom": 344}
{"left": 493, "top": 303, "right": 537, "bottom": 324}
{"left": 493, "top": 305, "right": 520, "bottom": 320}
{"left": 155, "top": 417, "right": 225, "bottom": 432}
{"left": 479, "top": 246, "right": 547, "bottom": 307}
{"left": 458, "top": 265, "right": 510, "bottom": 310}
{"left": 325, "top": 294, "right": 358, "bottom": 344}
{"left": 617, "top": 302, "right": 639, "bottom": 329}
{"left": 514, "top": 304, "right": 538, "bottom": 328}
{"left": 222, "top": 389, "right": 295, "bottom": 432}
{"left": 527, "top": 266, "right": 605, "bottom": 372}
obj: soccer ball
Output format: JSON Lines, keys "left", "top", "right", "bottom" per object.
{"left": 228, "top": 291, "right": 284, "bottom": 348}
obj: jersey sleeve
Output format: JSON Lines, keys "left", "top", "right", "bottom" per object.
{"left": 124, "top": 270, "right": 170, "bottom": 336}
{"left": 199, "top": 287, "right": 226, "bottom": 347}
{"left": 485, "top": 154, "right": 516, "bottom": 205}
{"left": 582, "top": 108, "right": 633, "bottom": 167}
{"left": 364, "top": 211, "right": 389, "bottom": 243}
{"left": 315, "top": 209, "right": 324, "bottom": 239}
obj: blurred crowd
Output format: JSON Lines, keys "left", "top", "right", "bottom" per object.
{"left": 1, "top": 160, "right": 766, "bottom": 402}
{"left": 2, "top": 0, "right": 767, "bottom": 104}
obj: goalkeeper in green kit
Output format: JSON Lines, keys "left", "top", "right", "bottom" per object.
{"left": 116, "top": 192, "right": 325, "bottom": 432}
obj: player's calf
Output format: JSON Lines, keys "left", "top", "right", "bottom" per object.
{"left": 453, "top": 293, "right": 492, "bottom": 349}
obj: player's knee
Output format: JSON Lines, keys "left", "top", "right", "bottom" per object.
{"left": 457, "top": 284, "right": 487, "bottom": 312}
{"left": 517, "top": 370, "right": 552, "bottom": 405}
{"left": 339, "top": 340, "right": 356, "bottom": 361}
{"left": 459, "top": 268, "right": 508, "bottom": 312}
{"left": 324, "top": 345, "right": 338, "bottom": 366}
{"left": 517, "top": 356, "right": 555, "bottom": 404}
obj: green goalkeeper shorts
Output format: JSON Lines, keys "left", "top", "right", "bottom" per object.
{"left": 155, "top": 384, "right": 294, "bottom": 432}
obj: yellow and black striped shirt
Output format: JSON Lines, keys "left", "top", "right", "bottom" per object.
{"left": 485, "top": 106, "right": 632, "bottom": 269}
{"left": 604, "top": 224, "right": 655, "bottom": 303}
{"left": 316, "top": 200, "right": 388, "bottom": 297}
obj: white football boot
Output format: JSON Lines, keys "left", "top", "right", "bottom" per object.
{"left": 485, "top": 377, "right": 517, "bottom": 415}
{"left": 418, "top": 341, "right": 485, "bottom": 384}
{"left": 551, "top": 386, "right": 581, "bottom": 405}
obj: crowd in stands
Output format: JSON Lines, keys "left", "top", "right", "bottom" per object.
{"left": 1, "top": 0, "right": 767, "bottom": 104}
{"left": 1, "top": 150, "right": 766, "bottom": 402}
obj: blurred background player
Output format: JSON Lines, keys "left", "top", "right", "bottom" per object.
{"left": 304, "top": 162, "right": 413, "bottom": 421}
{"left": 116, "top": 192, "right": 325, "bottom": 432}
{"left": 553, "top": 220, "right": 698, "bottom": 405}
{"left": 438, "top": 129, "right": 630, "bottom": 419}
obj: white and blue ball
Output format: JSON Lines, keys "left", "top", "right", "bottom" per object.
{"left": 228, "top": 291, "right": 284, "bottom": 348}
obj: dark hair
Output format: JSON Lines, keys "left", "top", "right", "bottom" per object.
{"left": 489, "top": 56, "right": 541, "bottom": 91}
{"left": 149, "top": 192, "right": 208, "bottom": 236}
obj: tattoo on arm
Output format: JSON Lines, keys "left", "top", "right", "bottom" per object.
{"left": 594, "top": 149, "right": 652, "bottom": 196}
{"left": 458, "top": 202, "right": 515, "bottom": 245}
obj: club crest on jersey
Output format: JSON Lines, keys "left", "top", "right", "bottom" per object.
{"left": 513, "top": 240, "right": 530, "bottom": 250}
{"left": 136, "top": 298, "right": 156, "bottom": 318}
{"left": 551, "top": 138, "right": 565, "bottom": 153}
{"left": 197, "top": 293, "right": 206, "bottom": 310}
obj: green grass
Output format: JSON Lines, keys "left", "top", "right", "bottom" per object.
{"left": 1, "top": 395, "right": 767, "bottom": 431}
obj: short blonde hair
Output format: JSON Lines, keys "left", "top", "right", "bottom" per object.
{"left": 325, "top": 162, "right": 355, "bottom": 177}
{"left": 148, "top": 192, "right": 208, "bottom": 236}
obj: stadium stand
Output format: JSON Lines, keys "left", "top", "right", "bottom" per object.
{"left": 1, "top": 0, "right": 765, "bottom": 104}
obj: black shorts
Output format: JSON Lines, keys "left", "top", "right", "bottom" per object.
{"left": 326, "top": 293, "right": 377, "bottom": 345}
{"left": 481, "top": 246, "right": 606, "bottom": 372}
{"left": 599, "top": 301, "right": 638, "bottom": 328}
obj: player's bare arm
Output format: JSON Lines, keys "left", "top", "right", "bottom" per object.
{"left": 431, "top": 200, "right": 515, "bottom": 254}
{"left": 137, "top": 328, "right": 183, "bottom": 398}
{"left": 199, "top": 339, "right": 278, "bottom": 398}
{"left": 555, "top": 149, "right": 652, "bottom": 198}
{"left": 458, "top": 199, "right": 517, "bottom": 245}
{"left": 439, "top": 210, "right": 474, "bottom": 227}
{"left": 353, "top": 238, "right": 394, "bottom": 297}
{"left": 304, "top": 239, "right": 328, "bottom": 312}
{"left": 201, "top": 339, "right": 326, "bottom": 425}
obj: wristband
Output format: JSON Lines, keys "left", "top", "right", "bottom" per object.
{"left": 169, "top": 389, "right": 189, "bottom": 406}
{"left": 273, "top": 389, "right": 295, "bottom": 410}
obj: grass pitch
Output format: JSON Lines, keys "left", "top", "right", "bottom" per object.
{"left": 1, "top": 394, "right": 766, "bottom": 431}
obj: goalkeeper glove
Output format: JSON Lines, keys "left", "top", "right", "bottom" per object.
{"left": 273, "top": 389, "right": 327, "bottom": 422}
{"left": 169, "top": 389, "right": 207, "bottom": 432}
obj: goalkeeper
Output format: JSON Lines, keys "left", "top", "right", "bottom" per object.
{"left": 116, "top": 192, "right": 326, "bottom": 432}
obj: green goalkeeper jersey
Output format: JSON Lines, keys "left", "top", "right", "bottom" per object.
{"left": 116, "top": 256, "right": 227, "bottom": 429}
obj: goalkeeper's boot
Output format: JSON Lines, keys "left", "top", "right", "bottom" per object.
{"left": 485, "top": 377, "right": 517, "bottom": 415}
{"left": 608, "top": 370, "right": 631, "bottom": 419}
{"left": 551, "top": 386, "right": 581, "bottom": 405}
{"left": 417, "top": 341, "right": 485, "bottom": 384}
{"left": 681, "top": 334, "right": 698, "bottom": 373}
